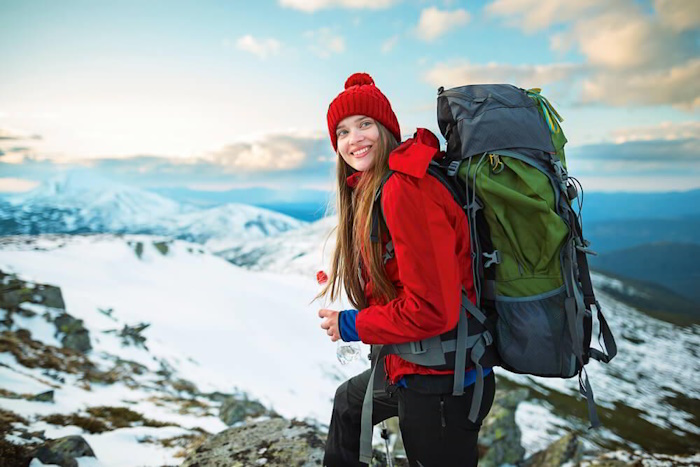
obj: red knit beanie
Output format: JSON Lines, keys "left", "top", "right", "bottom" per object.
{"left": 326, "top": 73, "right": 401, "bottom": 151}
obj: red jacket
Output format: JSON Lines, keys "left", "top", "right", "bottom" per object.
{"left": 349, "top": 128, "right": 477, "bottom": 384}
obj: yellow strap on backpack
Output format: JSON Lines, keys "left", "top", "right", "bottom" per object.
{"left": 526, "top": 88, "right": 564, "bottom": 134}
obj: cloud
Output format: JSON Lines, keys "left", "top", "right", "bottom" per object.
{"left": 381, "top": 35, "right": 399, "bottom": 53}
{"left": 279, "top": 0, "right": 399, "bottom": 13}
{"left": 485, "top": 0, "right": 609, "bottom": 32}
{"left": 415, "top": 7, "right": 470, "bottom": 41}
{"left": 552, "top": 7, "right": 697, "bottom": 71}
{"left": 609, "top": 121, "right": 700, "bottom": 144}
{"left": 0, "top": 128, "right": 42, "bottom": 140}
{"left": 572, "top": 138, "right": 699, "bottom": 164}
{"left": 208, "top": 136, "right": 312, "bottom": 171}
{"left": 234, "top": 35, "right": 282, "bottom": 59}
{"left": 0, "top": 177, "right": 40, "bottom": 193}
{"left": 580, "top": 59, "right": 700, "bottom": 110}
{"left": 0, "top": 128, "right": 42, "bottom": 164}
{"left": 304, "top": 28, "right": 345, "bottom": 58}
{"left": 654, "top": 0, "right": 700, "bottom": 32}
{"left": 564, "top": 136, "right": 700, "bottom": 191}
{"left": 1, "top": 133, "right": 338, "bottom": 194}
{"left": 486, "top": 0, "right": 700, "bottom": 109}
{"left": 423, "top": 61, "right": 581, "bottom": 89}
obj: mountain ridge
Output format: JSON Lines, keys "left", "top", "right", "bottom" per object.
{"left": 0, "top": 171, "right": 306, "bottom": 251}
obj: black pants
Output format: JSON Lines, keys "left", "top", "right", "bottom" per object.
{"left": 323, "top": 369, "right": 496, "bottom": 467}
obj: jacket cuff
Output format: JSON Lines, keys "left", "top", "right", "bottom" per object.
{"left": 339, "top": 309, "right": 361, "bottom": 342}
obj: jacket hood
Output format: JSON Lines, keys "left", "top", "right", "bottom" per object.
{"left": 388, "top": 128, "right": 441, "bottom": 178}
{"left": 345, "top": 128, "right": 441, "bottom": 187}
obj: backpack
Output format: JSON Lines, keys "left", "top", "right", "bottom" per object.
{"left": 358, "top": 84, "right": 617, "bottom": 464}
{"left": 431, "top": 84, "right": 617, "bottom": 424}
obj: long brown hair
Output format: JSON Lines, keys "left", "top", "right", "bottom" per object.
{"left": 315, "top": 120, "right": 399, "bottom": 309}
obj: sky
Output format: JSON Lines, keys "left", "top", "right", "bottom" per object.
{"left": 0, "top": 0, "right": 698, "bottom": 196}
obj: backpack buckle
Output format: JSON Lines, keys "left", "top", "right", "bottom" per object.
{"left": 550, "top": 156, "right": 568, "bottom": 181}
{"left": 483, "top": 250, "right": 501, "bottom": 268}
{"left": 468, "top": 197, "right": 483, "bottom": 214}
{"left": 447, "top": 160, "right": 460, "bottom": 176}
{"left": 410, "top": 340, "right": 427, "bottom": 355}
{"left": 482, "top": 331, "right": 493, "bottom": 346}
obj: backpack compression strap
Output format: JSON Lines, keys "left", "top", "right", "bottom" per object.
{"left": 569, "top": 211, "right": 617, "bottom": 364}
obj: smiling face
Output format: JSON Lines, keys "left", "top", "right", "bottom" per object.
{"left": 336, "top": 115, "right": 380, "bottom": 172}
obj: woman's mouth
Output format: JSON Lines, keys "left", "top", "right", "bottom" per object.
{"left": 352, "top": 146, "right": 370, "bottom": 158}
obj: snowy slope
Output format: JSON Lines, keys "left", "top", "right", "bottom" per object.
{"left": 0, "top": 235, "right": 365, "bottom": 416}
{"left": 217, "top": 215, "right": 700, "bottom": 455}
{"left": 0, "top": 234, "right": 369, "bottom": 466}
{"left": 217, "top": 215, "right": 338, "bottom": 275}
{"left": 1, "top": 171, "right": 305, "bottom": 249}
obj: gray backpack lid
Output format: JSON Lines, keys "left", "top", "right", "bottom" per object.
{"left": 438, "top": 84, "right": 555, "bottom": 159}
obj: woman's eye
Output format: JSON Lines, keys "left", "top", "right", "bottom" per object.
{"left": 337, "top": 130, "right": 348, "bottom": 137}
{"left": 360, "top": 121, "right": 372, "bottom": 127}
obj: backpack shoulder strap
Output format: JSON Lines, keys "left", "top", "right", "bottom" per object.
{"left": 370, "top": 169, "right": 395, "bottom": 243}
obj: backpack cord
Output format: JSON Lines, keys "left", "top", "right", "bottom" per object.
{"left": 469, "top": 153, "right": 490, "bottom": 305}
{"left": 569, "top": 176, "right": 585, "bottom": 230}
{"left": 464, "top": 156, "right": 478, "bottom": 304}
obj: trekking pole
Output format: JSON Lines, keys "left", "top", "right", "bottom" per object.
{"left": 380, "top": 421, "right": 393, "bottom": 467}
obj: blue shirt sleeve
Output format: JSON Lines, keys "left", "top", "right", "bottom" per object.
{"left": 339, "top": 309, "right": 361, "bottom": 342}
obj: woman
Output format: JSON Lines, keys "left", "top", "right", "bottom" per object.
{"left": 316, "top": 73, "right": 496, "bottom": 467}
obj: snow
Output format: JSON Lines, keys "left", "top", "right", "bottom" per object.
{"left": 11, "top": 310, "right": 64, "bottom": 348}
{"left": 2, "top": 225, "right": 699, "bottom": 464}
{"left": 82, "top": 426, "right": 192, "bottom": 467}
{"left": 515, "top": 401, "right": 569, "bottom": 457}
{"left": 0, "top": 364, "right": 54, "bottom": 395}
{"left": 0, "top": 233, "right": 370, "bottom": 464}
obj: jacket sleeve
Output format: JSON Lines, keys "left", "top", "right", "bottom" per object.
{"left": 355, "top": 174, "right": 463, "bottom": 345}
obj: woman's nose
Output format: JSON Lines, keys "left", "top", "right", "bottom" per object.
{"left": 349, "top": 129, "right": 364, "bottom": 143}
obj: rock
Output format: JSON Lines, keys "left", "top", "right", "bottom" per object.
{"left": 522, "top": 432, "right": 583, "bottom": 466}
{"left": 54, "top": 314, "right": 91, "bottom": 353}
{"left": 38, "top": 285, "right": 66, "bottom": 309}
{"left": 0, "top": 289, "right": 23, "bottom": 309}
{"left": 0, "top": 274, "right": 65, "bottom": 311}
{"left": 478, "top": 388, "right": 528, "bottom": 467}
{"left": 204, "top": 391, "right": 234, "bottom": 404}
{"left": 29, "top": 390, "right": 55, "bottom": 403}
{"left": 153, "top": 241, "right": 170, "bottom": 255}
{"left": 103, "top": 322, "right": 149, "bottom": 349}
{"left": 32, "top": 435, "right": 96, "bottom": 467}
{"left": 181, "top": 418, "right": 325, "bottom": 467}
{"left": 219, "top": 395, "right": 271, "bottom": 426}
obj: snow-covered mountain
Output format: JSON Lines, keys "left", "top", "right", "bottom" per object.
{"left": 1, "top": 171, "right": 305, "bottom": 251}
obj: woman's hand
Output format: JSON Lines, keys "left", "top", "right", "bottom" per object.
{"left": 318, "top": 309, "right": 341, "bottom": 342}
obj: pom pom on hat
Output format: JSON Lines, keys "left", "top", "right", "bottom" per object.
{"left": 345, "top": 73, "right": 375, "bottom": 89}
{"left": 326, "top": 72, "right": 401, "bottom": 151}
